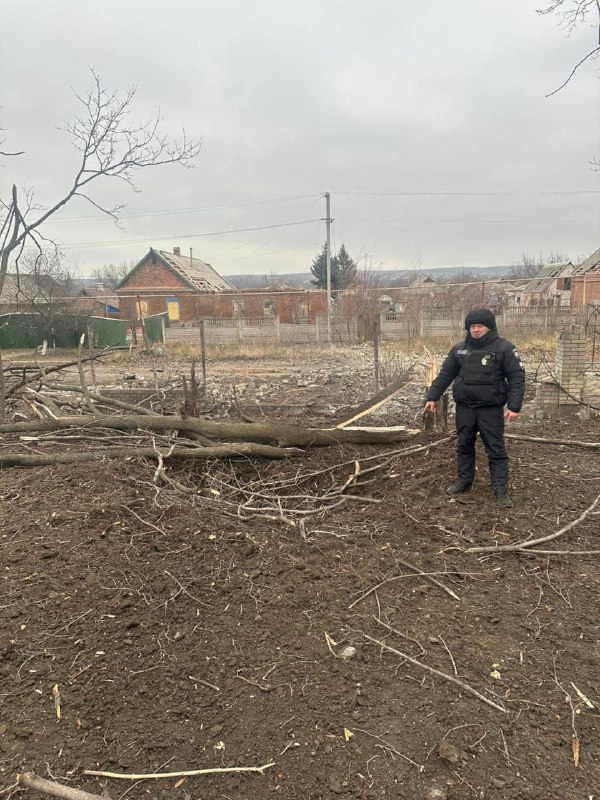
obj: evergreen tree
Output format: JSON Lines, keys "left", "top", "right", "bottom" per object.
{"left": 336, "top": 243, "right": 357, "bottom": 289}
{"left": 310, "top": 243, "right": 358, "bottom": 290}
{"left": 310, "top": 243, "right": 339, "bottom": 289}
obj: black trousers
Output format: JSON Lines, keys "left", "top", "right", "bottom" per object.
{"left": 455, "top": 403, "right": 508, "bottom": 488}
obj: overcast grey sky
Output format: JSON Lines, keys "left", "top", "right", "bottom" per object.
{"left": 2, "top": 0, "right": 599, "bottom": 276}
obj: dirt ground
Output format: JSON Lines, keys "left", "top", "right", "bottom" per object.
{"left": 1, "top": 344, "right": 599, "bottom": 800}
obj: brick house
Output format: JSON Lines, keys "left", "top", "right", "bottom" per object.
{"left": 116, "top": 247, "right": 235, "bottom": 323}
{"left": 193, "top": 288, "right": 327, "bottom": 323}
{"left": 570, "top": 247, "right": 600, "bottom": 306}
{"left": 116, "top": 247, "right": 328, "bottom": 324}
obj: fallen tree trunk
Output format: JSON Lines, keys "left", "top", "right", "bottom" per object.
{"left": 0, "top": 442, "right": 300, "bottom": 467}
{"left": 0, "top": 415, "right": 419, "bottom": 447}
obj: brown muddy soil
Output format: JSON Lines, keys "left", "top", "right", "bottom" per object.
{"left": 1, "top": 407, "right": 599, "bottom": 800}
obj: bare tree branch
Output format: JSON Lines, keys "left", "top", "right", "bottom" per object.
{"left": 545, "top": 45, "right": 600, "bottom": 96}
{"left": 0, "top": 69, "right": 201, "bottom": 296}
{"left": 538, "top": 0, "right": 600, "bottom": 96}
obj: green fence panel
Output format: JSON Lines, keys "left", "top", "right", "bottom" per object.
{"left": 91, "top": 316, "right": 128, "bottom": 348}
{"left": 51, "top": 315, "right": 87, "bottom": 348}
{"left": 143, "top": 313, "right": 168, "bottom": 344}
{"left": 0, "top": 313, "right": 88, "bottom": 349}
{"left": 0, "top": 313, "right": 46, "bottom": 348}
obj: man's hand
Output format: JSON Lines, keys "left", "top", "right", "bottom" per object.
{"left": 422, "top": 401, "right": 437, "bottom": 414}
{"left": 505, "top": 410, "right": 519, "bottom": 422}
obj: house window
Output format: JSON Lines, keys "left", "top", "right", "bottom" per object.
{"left": 166, "top": 297, "right": 180, "bottom": 321}
{"left": 263, "top": 299, "right": 276, "bottom": 317}
{"left": 233, "top": 300, "right": 245, "bottom": 317}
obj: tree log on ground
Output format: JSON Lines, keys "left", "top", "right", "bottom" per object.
{"left": 0, "top": 415, "right": 419, "bottom": 448}
{"left": 0, "top": 442, "right": 300, "bottom": 467}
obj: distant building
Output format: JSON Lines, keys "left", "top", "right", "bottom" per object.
{"left": 570, "top": 247, "right": 600, "bottom": 306}
{"left": 505, "top": 262, "right": 575, "bottom": 307}
{"left": 409, "top": 274, "right": 436, "bottom": 290}
{"left": 0, "top": 272, "right": 73, "bottom": 315}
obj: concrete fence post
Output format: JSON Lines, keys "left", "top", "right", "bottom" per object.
{"left": 275, "top": 315, "right": 281, "bottom": 343}
{"left": 237, "top": 317, "right": 243, "bottom": 343}
{"left": 315, "top": 315, "right": 320, "bottom": 343}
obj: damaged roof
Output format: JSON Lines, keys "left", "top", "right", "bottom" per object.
{"left": 116, "top": 248, "right": 235, "bottom": 293}
{"left": 572, "top": 247, "right": 600, "bottom": 275}
{"left": 522, "top": 262, "right": 574, "bottom": 294}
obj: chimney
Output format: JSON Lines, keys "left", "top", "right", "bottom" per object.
{"left": 173, "top": 246, "right": 181, "bottom": 256}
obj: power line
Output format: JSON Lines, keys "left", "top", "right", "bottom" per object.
{"left": 211, "top": 196, "right": 322, "bottom": 264}
{"left": 58, "top": 219, "right": 322, "bottom": 249}
{"left": 335, "top": 190, "right": 600, "bottom": 197}
{"left": 43, "top": 188, "right": 600, "bottom": 225}
{"left": 339, "top": 217, "right": 598, "bottom": 224}
{"left": 45, "top": 193, "right": 323, "bottom": 224}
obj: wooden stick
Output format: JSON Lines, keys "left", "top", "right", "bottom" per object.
{"left": 467, "top": 493, "right": 600, "bottom": 554}
{"left": 349, "top": 571, "right": 461, "bottom": 610}
{"left": 83, "top": 762, "right": 276, "bottom": 780}
{"left": 362, "top": 632, "right": 507, "bottom": 714}
{"left": 5, "top": 350, "right": 115, "bottom": 398}
{"left": 393, "top": 556, "right": 461, "bottom": 601}
{"left": 514, "top": 549, "right": 600, "bottom": 555}
{"left": 506, "top": 433, "right": 600, "bottom": 449}
{"left": 16, "top": 772, "right": 105, "bottom": 800}
{"left": 334, "top": 368, "right": 414, "bottom": 428}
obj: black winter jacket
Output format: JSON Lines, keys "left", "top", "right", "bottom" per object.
{"left": 426, "top": 332, "right": 526, "bottom": 412}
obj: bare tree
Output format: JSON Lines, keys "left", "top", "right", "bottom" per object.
{"left": 92, "top": 260, "right": 135, "bottom": 290}
{"left": 337, "top": 252, "right": 386, "bottom": 340}
{"left": 0, "top": 126, "right": 24, "bottom": 158}
{"left": 509, "top": 250, "right": 570, "bottom": 280}
{"left": 8, "top": 249, "right": 75, "bottom": 321}
{"left": 0, "top": 69, "right": 201, "bottom": 296}
{"left": 538, "top": 1, "right": 600, "bottom": 96}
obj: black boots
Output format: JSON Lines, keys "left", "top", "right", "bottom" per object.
{"left": 493, "top": 486, "right": 513, "bottom": 509}
{"left": 446, "top": 481, "right": 474, "bottom": 497}
{"left": 446, "top": 481, "right": 514, "bottom": 508}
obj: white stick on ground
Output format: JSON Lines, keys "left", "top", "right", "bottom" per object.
{"left": 83, "top": 762, "right": 276, "bottom": 780}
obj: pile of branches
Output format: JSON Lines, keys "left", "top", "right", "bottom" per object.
{"left": 0, "top": 351, "right": 419, "bottom": 472}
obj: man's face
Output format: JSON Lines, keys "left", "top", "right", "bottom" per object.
{"left": 469, "top": 324, "right": 490, "bottom": 338}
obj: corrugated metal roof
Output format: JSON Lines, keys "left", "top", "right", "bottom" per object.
{"left": 0, "top": 273, "right": 64, "bottom": 304}
{"left": 156, "top": 249, "right": 235, "bottom": 292}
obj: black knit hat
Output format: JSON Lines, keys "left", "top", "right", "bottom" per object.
{"left": 464, "top": 308, "right": 496, "bottom": 331}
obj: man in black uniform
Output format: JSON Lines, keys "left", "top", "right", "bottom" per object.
{"left": 422, "top": 308, "right": 525, "bottom": 509}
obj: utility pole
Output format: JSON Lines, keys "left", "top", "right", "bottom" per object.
{"left": 325, "top": 192, "right": 332, "bottom": 343}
